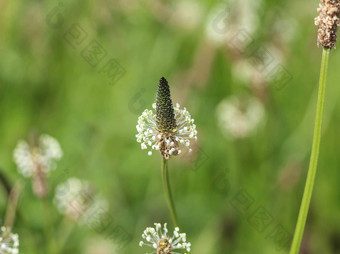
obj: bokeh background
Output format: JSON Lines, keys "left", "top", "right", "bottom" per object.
{"left": 1, "top": 0, "right": 340, "bottom": 253}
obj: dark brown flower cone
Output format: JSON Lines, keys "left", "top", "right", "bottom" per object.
{"left": 156, "top": 77, "right": 177, "bottom": 133}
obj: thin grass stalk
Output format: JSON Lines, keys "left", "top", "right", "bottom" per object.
{"left": 161, "top": 158, "right": 179, "bottom": 227}
{"left": 41, "top": 198, "right": 58, "bottom": 254}
{"left": 4, "top": 180, "right": 24, "bottom": 231}
{"left": 289, "top": 48, "right": 330, "bottom": 254}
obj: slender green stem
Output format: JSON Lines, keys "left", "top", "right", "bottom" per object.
{"left": 57, "top": 217, "right": 75, "bottom": 252}
{"left": 161, "top": 158, "right": 179, "bottom": 227}
{"left": 0, "top": 170, "right": 12, "bottom": 197}
{"left": 289, "top": 48, "right": 330, "bottom": 254}
{"left": 4, "top": 180, "right": 24, "bottom": 232}
{"left": 41, "top": 198, "right": 57, "bottom": 254}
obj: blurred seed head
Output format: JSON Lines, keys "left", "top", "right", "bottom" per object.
{"left": 315, "top": 0, "right": 340, "bottom": 49}
{"left": 13, "top": 133, "right": 62, "bottom": 198}
{"left": 13, "top": 134, "right": 62, "bottom": 177}
{"left": 54, "top": 178, "right": 108, "bottom": 223}
{"left": 232, "top": 44, "right": 285, "bottom": 86}
{"left": 136, "top": 78, "right": 197, "bottom": 159}
{"left": 139, "top": 223, "right": 191, "bottom": 254}
{"left": 205, "top": 0, "right": 262, "bottom": 48}
{"left": 0, "top": 227, "right": 19, "bottom": 254}
{"left": 169, "top": 1, "right": 203, "bottom": 31}
{"left": 272, "top": 13, "right": 299, "bottom": 47}
{"left": 83, "top": 237, "right": 118, "bottom": 254}
{"left": 216, "top": 95, "right": 265, "bottom": 139}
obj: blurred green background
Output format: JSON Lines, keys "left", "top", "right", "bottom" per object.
{"left": 1, "top": 0, "right": 340, "bottom": 253}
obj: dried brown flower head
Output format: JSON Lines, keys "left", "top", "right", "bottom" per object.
{"left": 315, "top": 0, "right": 340, "bottom": 49}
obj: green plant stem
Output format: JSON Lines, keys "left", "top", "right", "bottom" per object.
{"left": 57, "top": 217, "right": 75, "bottom": 252}
{"left": 4, "top": 181, "right": 24, "bottom": 229}
{"left": 0, "top": 170, "right": 12, "bottom": 197}
{"left": 41, "top": 198, "right": 57, "bottom": 254}
{"left": 289, "top": 48, "right": 330, "bottom": 254}
{"left": 161, "top": 158, "right": 179, "bottom": 227}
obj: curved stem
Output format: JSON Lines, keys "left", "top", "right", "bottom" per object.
{"left": 161, "top": 158, "right": 179, "bottom": 227}
{"left": 0, "top": 170, "right": 12, "bottom": 197}
{"left": 4, "top": 180, "right": 24, "bottom": 229}
{"left": 289, "top": 48, "right": 330, "bottom": 254}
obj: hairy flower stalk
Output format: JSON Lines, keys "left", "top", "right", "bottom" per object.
{"left": 139, "top": 223, "right": 191, "bottom": 254}
{"left": 289, "top": 2, "right": 339, "bottom": 253}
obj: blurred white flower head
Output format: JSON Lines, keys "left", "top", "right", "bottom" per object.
{"left": 232, "top": 44, "right": 285, "bottom": 86}
{"left": 169, "top": 1, "right": 203, "bottom": 31}
{"left": 139, "top": 223, "right": 191, "bottom": 254}
{"left": 272, "top": 14, "right": 298, "bottom": 46}
{"left": 205, "top": 0, "right": 262, "bottom": 48}
{"left": 83, "top": 237, "right": 118, "bottom": 254}
{"left": 216, "top": 95, "right": 265, "bottom": 139}
{"left": 54, "top": 178, "right": 108, "bottom": 223}
{"left": 13, "top": 133, "right": 62, "bottom": 197}
{"left": 0, "top": 227, "right": 19, "bottom": 254}
{"left": 13, "top": 134, "right": 63, "bottom": 178}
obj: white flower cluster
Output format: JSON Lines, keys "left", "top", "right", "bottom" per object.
{"left": 13, "top": 134, "right": 63, "bottom": 177}
{"left": 0, "top": 227, "right": 19, "bottom": 254}
{"left": 54, "top": 178, "right": 108, "bottom": 223}
{"left": 139, "top": 223, "right": 191, "bottom": 254}
{"left": 217, "top": 96, "right": 265, "bottom": 139}
{"left": 136, "top": 103, "right": 197, "bottom": 158}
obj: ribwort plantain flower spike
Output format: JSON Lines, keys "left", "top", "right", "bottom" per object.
{"left": 139, "top": 223, "right": 191, "bottom": 254}
{"left": 156, "top": 77, "right": 177, "bottom": 134}
{"left": 315, "top": 0, "right": 340, "bottom": 49}
{"left": 136, "top": 77, "right": 197, "bottom": 159}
